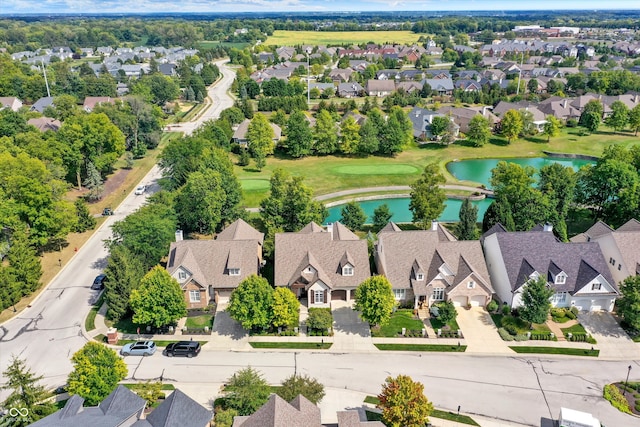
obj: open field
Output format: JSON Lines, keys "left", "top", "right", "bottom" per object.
{"left": 264, "top": 30, "right": 421, "bottom": 46}
{"left": 235, "top": 126, "right": 640, "bottom": 208}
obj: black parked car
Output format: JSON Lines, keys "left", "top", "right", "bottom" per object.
{"left": 163, "top": 341, "right": 201, "bottom": 358}
{"left": 91, "top": 274, "right": 106, "bottom": 290}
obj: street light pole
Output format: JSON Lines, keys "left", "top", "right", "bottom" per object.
{"left": 623, "top": 365, "right": 632, "bottom": 396}
{"left": 307, "top": 53, "right": 310, "bottom": 110}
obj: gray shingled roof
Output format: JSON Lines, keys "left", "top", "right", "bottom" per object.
{"left": 143, "top": 389, "right": 212, "bottom": 427}
{"left": 233, "top": 394, "right": 321, "bottom": 427}
{"left": 337, "top": 410, "right": 385, "bottom": 427}
{"left": 494, "top": 230, "right": 617, "bottom": 294}
{"left": 376, "top": 226, "right": 491, "bottom": 294}
{"left": 274, "top": 222, "right": 370, "bottom": 289}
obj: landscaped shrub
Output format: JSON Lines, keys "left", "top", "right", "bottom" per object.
{"left": 503, "top": 324, "right": 518, "bottom": 336}
{"left": 501, "top": 304, "right": 511, "bottom": 316}
{"left": 550, "top": 308, "right": 566, "bottom": 319}
{"left": 307, "top": 308, "right": 333, "bottom": 333}
{"left": 570, "top": 306, "right": 579, "bottom": 317}
{"left": 497, "top": 328, "right": 515, "bottom": 341}
{"left": 603, "top": 384, "right": 631, "bottom": 414}
{"left": 565, "top": 309, "right": 577, "bottom": 320}
{"left": 486, "top": 300, "right": 499, "bottom": 312}
{"left": 514, "top": 334, "right": 529, "bottom": 341}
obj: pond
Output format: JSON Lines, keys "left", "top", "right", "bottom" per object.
{"left": 325, "top": 197, "right": 493, "bottom": 225}
{"left": 446, "top": 157, "right": 594, "bottom": 189}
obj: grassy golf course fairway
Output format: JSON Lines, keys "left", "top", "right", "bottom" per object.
{"left": 240, "top": 179, "right": 271, "bottom": 191}
{"left": 332, "top": 164, "right": 419, "bottom": 175}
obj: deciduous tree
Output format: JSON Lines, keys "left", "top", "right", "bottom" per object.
{"left": 314, "top": 109, "right": 338, "bottom": 155}
{"left": 519, "top": 276, "right": 554, "bottom": 324}
{"left": 339, "top": 115, "right": 361, "bottom": 154}
{"left": 617, "top": 275, "right": 640, "bottom": 331}
{"left": 377, "top": 375, "right": 433, "bottom": 427}
{"left": 606, "top": 100, "right": 629, "bottom": 133}
{"left": 129, "top": 266, "right": 187, "bottom": 328}
{"left": 175, "top": 170, "right": 226, "bottom": 234}
{"left": 67, "top": 342, "right": 127, "bottom": 406}
{"left": 467, "top": 114, "right": 491, "bottom": 147}
{"left": 409, "top": 163, "right": 446, "bottom": 230}
{"left": 247, "top": 113, "right": 275, "bottom": 162}
{"left": 340, "top": 201, "right": 367, "bottom": 231}
{"left": 228, "top": 275, "right": 274, "bottom": 331}
{"left": 285, "top": 110, "right": 313, "bottom": 158}
{"left": 629, "top": 104, "right": 640, "bottom": 136}
{"left": 542, "top": 115, "right": 561, "bottom": 142}
{"left": 224, "top": 367, "right": 271, "bottom": 416}
{"left": 277, "top": 374, "right": 325, "bottom": 404}
{"left": 272, "top": 287, "right": 300, "bottom": 329}
{"left": 354, "top": 276, "right": 395, "bottom": 327}
{"left": 372, "top": 204, "right": 393, "bottom": 232}
{"left": 500, "top": 109, "right": 523, "bottom": 143}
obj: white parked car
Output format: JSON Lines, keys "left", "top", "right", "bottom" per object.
{"left": 134, "top": 185, "right": 146, "bottom": 195}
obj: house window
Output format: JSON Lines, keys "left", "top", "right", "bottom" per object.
{"left": 555, "top": 274, "right": 566, "bottom": 285}
{"left": 178, "top": 271, "right": 186, "bottom": 280}
{"left": 416, "top": 273, "right": 424, "bottom": 281}
{"left": 592, "top": 283, "right": 602, "bottom": 291}
{"left": 189, "top": 290, "right": 201, "bottom": 303}
{"left": 314, "top": 290, "right": 324, "bottom": 304}
{"left": 342, "top": 266, "right": 354, "bottom": 276}
{"left": 467, "top": 281, "right": 475, "bottom": 289}
{"left": 553, "top": 292, "right": 567, "bottom": 303}
{"left": 228, "top": 268, "right": 240, "bottom": 276}
{"left": 433, "top": 288, "right": 444, "bottom": 300}
{"left": 393, "top": 289, "right": 406, "bottom": 300}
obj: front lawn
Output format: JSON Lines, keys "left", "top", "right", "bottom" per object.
{"left": 249, "top": 342, "right": 332, "bottom": 349}
{"left": 372, "top": 309, "right": 425, "bottom": 338}
{"left": 363, "top": 398, "right": 479, "bottom": 426}
{"left": 185, "top": 314, "right": 214, "bottom": 329}
{"left": 509, "top": 346, "right": 599, "bottom": 357}
{"left": 429, "top": 317, "right": 460, "bottom": 333}
{"left": 375, "top": 343, "right": 466, "bottom": 352}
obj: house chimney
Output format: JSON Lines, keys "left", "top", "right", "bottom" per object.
{"left": 175, "top": 230, "right": 183, "bottom": 242}
{"left": 543, "top": 222, "right": 553, "bottom": 233}
{"left": 326, "top": 223, "right": 334, "bottom": 238}
{"left": 563, "top": 99, "right": 568, "bottom": 109}
{"left": 482, "top": 106, "right": 488, "bottom": 116}
{"left": 431, "top": 221, "right": 438, "bottom": 231}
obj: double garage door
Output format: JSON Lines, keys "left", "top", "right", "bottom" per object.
{"left": 588, "top": 299, "right": 610, "bottom": 312}
{"left": 451, "top": 295, "right": 486, "bottom": 307}
{"left": 332, "top": 290, "right": 347, "bottom": 301}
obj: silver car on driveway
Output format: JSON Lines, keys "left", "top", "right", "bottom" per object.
{"left": 120, "top": 340, "right": 156, "bottom": 356}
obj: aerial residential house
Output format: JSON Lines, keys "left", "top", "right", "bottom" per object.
{"left": 365, "top": 79, "right": 396, "bottom": 97}
{"left": 276, "top": 46, "right": 296, "bottom": 61}
{"left": 408, "top": 106, "right": 460, "bottom": 141}
{"left": 482, "top": 223, "right": 618, "bottom": 312}
{"left": 396, "top": 81, "right": 423, "bottom": 93}
{"left": 30, "top": 386, "right": 212, "bottom": 427}
{"left": 422, "top": 78, "right": 454, "bottom": 96}
{"left": 27, "top": 117, "right": 62, "bottom": 132}
{"left": 30, "top": 96, "right": 55, "bottom": 113}
{"left": 232, "top": 119, "right": 282, "bottom": 148}
{"left": 538, "top": 97, "right": 581, "bottom": 121}
{"left": 329, "top": 67, "right": 354, "bottom": 83}
{"left": 274, "top": 222, "right": 370, "bottom": 306}
{"left": 438, "top": 106, "right": 498, "bottom": 134}
{"left": 571, "top": 219, "right": 640, "bottom": 286}
{"left": 0, "top": 97, "right": 23, "bottom": 111}
{"left": 167, "top": 219, "right": 264, "bottom": 307}
{"left": 375, "top": 222, "right": 493, "bottom": 309}
{"left": 337, "top": 82, "right": 364, "bottom": 98}
{"left": 82, "top": 96, "right": 115, "bottom": 112}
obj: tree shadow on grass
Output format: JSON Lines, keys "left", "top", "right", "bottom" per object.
{"left": 417, "top": 142, "right": 447, "bottom": 151}
{"left": 523, "top": 136, "right": 548, "bottom": 144}
{"left": 488, "top": 137, "right": 509, "bottom": 147}
{"left": 242, "top": 167, "right": 264, "bottom": 173}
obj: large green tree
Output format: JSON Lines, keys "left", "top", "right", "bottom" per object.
{"left": 409, "top": 163, "right": 446, "bottom": 230}
{"left": 340, "top": 201, "right": 367, "bottom": 231}
{"left": 224, "top": 367, "right": 271, "bottom": 416}
{"left": 314, "top": 109, "right": 338, "bottom": 155}
{"left": 467, "top": 114, "right": 491, "bottom": 147}
{"left": 1, "top": 356, "right": 55, "bottom": 426}
{"left": 247, "top": 113, "right": 275, "bottom": 164}
{"left": 457, "top": 198, "right": 479, "bottom": 240}
{"left": 606, "top": 100, "right": 629, "bottom": 133}
{"left": 354, "top": 276, "right": 395, "bottom": 327}
{"left": 519, "top": 276, "right": 554, "bottom": 324}
{"left": 103, "top": 245, "right": 146, "bottom": 322}
{"left": 67, "top": 342, "right": 127, "bottom": 406}
{"left": 227, "top": 275, "right": 274, "bottom": 331}
{"left": 276, "top": 374, "right": 325, "bottom": 404}
{"left": 377, "top": 375, "right": 433, "bottom": 427}
{"left": 542, "top": 115, "right": 561, "bottom": 142}
{"left": 5, "top": 229, "right": 42, "bottom": 300}
{"left": 285, "top": 110, "right": 313, "bottom": 158}
{"left": 617, "top": 275, "right": 640, "bottom": 331}
{"left": 629, "top": 104, "right": 640, "bottom": 136}
{"left": 272, "top": 287, "right": 300, "bottom": 329}
{"left": 175, "top": 170, "right": 226, "bottom": 234}
{"left": 538, "top": 163, "right": 576, "bottom": 241}
{"left": 339, "top": 116, "right": 361, "bottom": 155}
{"left": 372, "top": 204, "right": 393, "bottom": 232}
{"left": 129, "top": 266, "right": 187, "bottom": 328}
{"left": 500, "top": 109, "right": 523, "bottom": 143}
{"left": 579, "top": 100, "right": 603, "bottom": 132}
{"left": 430, "top": 116, "right": 450, "bottom": 140}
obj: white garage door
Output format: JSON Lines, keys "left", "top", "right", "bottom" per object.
{"left": 589, "top": 299, "right": 609, "bottom": 312}
{"left": 451, "top": 296, "right": 467, "bottom": 307}
{"left": 470, "top": 295, "right": 485, "bottom": 307}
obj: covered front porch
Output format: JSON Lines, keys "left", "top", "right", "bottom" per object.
{"left": 290, "top": 281, "right": 356, "bottom": 308}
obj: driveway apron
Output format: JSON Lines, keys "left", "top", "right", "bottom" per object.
{"left": 208, "top": 303, "right": 250, "bottom": 350}
{"left": 578, "top": 312, "right": 640, "bottom": 360}
{"left": 455, "top": 307, "right": 513, "bottom": 354}
{"left": 330, "top": 301, "right": 376, "bottom": 352}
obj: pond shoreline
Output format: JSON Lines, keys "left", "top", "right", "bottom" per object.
{"left": 542, "top": 151, "right": 600, "bottom": 161}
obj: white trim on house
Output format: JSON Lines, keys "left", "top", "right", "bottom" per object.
{"left": 189, "top": 289, "right": 201, "bottom": 303}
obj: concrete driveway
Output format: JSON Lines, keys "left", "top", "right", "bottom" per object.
{"left": 578, "top": 312, "right": 640, "bottom": 359}
{"left": 208, "top": 303, "right": 249, "bottom": 350}
{"left": 455, "top": 307, "right": 512, "bottom": 354}
{"left": 330, "top": 301, "right": 376, "bottom": 352}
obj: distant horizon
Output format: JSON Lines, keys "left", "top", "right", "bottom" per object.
{"left": 1, "top": 1, "right": 639, "bottom": 15}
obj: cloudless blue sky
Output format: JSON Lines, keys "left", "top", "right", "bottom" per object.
{"left": 1, "top": 0, "right": 638, "bottom": 14}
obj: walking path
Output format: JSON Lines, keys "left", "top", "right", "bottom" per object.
{"left": 314, "top": 185, "right": 493, "bottom": 202}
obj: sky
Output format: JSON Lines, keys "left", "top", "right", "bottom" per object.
{"left": 0, "top": 0, "right": 638, "bottom": 15}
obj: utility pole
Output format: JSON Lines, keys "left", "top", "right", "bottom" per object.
{"left": 516, "top": 51, "right": 524, "bottom": 96}
{"left": 41, "top": 60, "right": 51, "bottom": 97}
{"left": 306, "top": 52, "right": 310, "bottom": 110}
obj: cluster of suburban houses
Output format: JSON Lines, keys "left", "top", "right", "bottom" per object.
{"left": 166, "top": 216, "right": 640, "bottom": 315}
{"left": 31, "top": 384, "right": 385, "bottom": 427}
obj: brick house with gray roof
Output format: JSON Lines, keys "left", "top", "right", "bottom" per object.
{"left": 167, "top": 219, "right": 263, "bottom": 308}
{"left": 482, "top": 224, "right": 618, "bottom": 311}
{"left": 375, "top": 222, "right": 493, "bottom": 309}
{"left": 274, "top": 222, "right": 370, "bottom": 306}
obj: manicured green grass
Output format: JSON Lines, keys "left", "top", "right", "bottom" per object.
{"left": 85, "top": 307, "right": 99, "bottom": 332}
{"left": 429, "top": 317, "right": 461, "bottom": 332}
{"left": 240, "top": 179, "right": 271, "bottom": 191}
{"left": 372, "top": 309, "right": 425, "bottom": 337}
{"left": 375, "top": 343, "right": 466, "bottom": 352}
{"left": 364, "top": 395, "right": 380, "bottom": 405}
{"left": 185, "top": 314, "right": 214, "bottom": 329}
{"left": 509, "top": 346, "right": 599, "bottom": 357}
{"left": 264, "top": 30, "right": 421, "bottom": 46}
{"left": 561, "top": 324, "right": 588, "bottom": 334}
{"left": 432, "top": 409, "right": 480, "bottom": 426}
{"left": 331, "top": 164, "right": 419, "bottom": 175}
{"left": 105, "top": 316, "right": 139, "bottom": 334}
{"left": 249, "top": 342, "right": 332, "bottom": 349}
{"left": 235, "top": 127, "right": 640, "bottom": 207}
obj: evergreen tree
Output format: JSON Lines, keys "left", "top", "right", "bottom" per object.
{"left": 372, "top": 204, "right": 393, "bottom": 232}
{"left": 340, "top": 201, "right": 367, "bottom": 231}
{"left": 409, "top": 163, "right": 446, "bottom": 229}
{"left": 457, "top": 198, "right": 479, "bottom": 240}
{"left": 103, "top": 245, "right": 146, "bottom": 322}
{"left": 73, "top": 199, "right": 97, "bottom": 232}
{"left": 7, "top": 230, "right": 42, "bottom": 297}
{"left": 83, "top": 160, "right": 104, "bottom": 202}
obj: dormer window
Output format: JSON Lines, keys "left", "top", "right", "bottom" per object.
{"left": 178, "top": 271, "right": 187, "bottom": 280}
{"left": 228, "top": 268, "right": 240, "bottom": 276}
{"left": 342, "top": 265, "right": 354, "bottom": 276}
{"left": 555, "top": 273, "right": 566, "bottom": 285}
{"left": 416, "top": 273, "right": 424, "bottom": 281}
